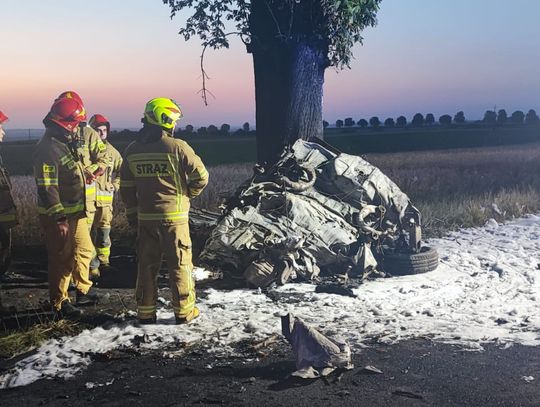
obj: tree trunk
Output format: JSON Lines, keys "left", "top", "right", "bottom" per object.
{"left": 249, "top": 1, "right": 327, "bottom": 165}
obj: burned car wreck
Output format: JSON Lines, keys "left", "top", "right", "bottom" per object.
{"left": 198, "top": 139, "right": 438, "bottom": 288}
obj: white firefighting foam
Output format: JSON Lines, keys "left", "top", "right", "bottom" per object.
{"left": 1, "top": 215, "right": 540, "bottom": 388}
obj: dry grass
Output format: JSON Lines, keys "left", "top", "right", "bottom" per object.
{"left": 0, "top": 319, "right": 83, "bottom": 358}
{"left": 9, "top": 142, "right": 540, "bottom": 245}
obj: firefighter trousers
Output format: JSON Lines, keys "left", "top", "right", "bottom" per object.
{"left": 136, "top": 222, "right": 195, "bottom": 320}
{"left": 90, "top": 206, "right": 113, "bottom": 269}
{"left": 40, "top": 216, "right": 93, "bottom": 310}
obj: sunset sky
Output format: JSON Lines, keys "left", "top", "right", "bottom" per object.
{"left": 1, "top": 0, "right": 539, "bottom": 129}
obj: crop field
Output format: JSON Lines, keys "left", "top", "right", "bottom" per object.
{"left": 3, "top": 125, "right": 539, "bottom": 175}
{"left": 8, "top": 142, "right": 540, "bottom": 246}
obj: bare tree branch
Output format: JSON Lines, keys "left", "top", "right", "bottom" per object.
{"left": 199, "top": 31, "right": 243, "bottom": 106}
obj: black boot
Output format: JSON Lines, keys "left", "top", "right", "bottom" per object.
{"left": 100, "top": 263, "right": 119, "bottom": 274}
{"left": 76, "top": 287, "right": 99, "bottom": 306}
{"left": 175, "top": 307, "right": 200, "bottom": 325}
{"left": 56, "top": 300, "right": 83, "bottom": 319}
{"left": 138, "top": 316, "right": 157, "bottom": 325}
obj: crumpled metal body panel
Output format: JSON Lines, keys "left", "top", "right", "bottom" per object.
{"left": 200, "top": 140, "right": 420, "bottom": 284}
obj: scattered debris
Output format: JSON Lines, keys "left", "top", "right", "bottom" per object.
{"left": 194, "top": 397, "right": 225, "bottom": 405}
{"left": 485, "top": 218, "right": 499, "bottom": 228}
{"left": 281, "top": 312, "right": 353, "bottom": 379}
{"left": 131, "top": 334, "right": 151, "bottom": 347}
{"left": 315, "top": 284, "right": 356, "bottom": 298}
{"left": 522, "top": 375, "right": 535, "bottom": 383}
{"left": 157, "top": 297, "right": 170, "bottom": 306}
{"left": 360, "top": 365, "right": 383, "bottom": 375}
{"left": 251, "top": 333, "right": 280, "bottom": 351}
{"left": 85, "top": 379, "right": 115, "bottom": 389}
{"left": 491, "top": 203, "right": 503, "bottom": 216}
{"left": 393, "top": 389, "right": 424, "bottom": 399}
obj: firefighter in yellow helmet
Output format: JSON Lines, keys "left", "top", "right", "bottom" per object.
{"left": 88, "top": 114, "right": 122, "bottom": 276}
{"left": 0, "top": 110, "right": 18, "bottom": 314}
{"left": 120, "top": 98, "right": 208, "bottom": 324}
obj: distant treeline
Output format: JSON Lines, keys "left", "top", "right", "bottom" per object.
{"left": 330, "top": 109, "right": 540, "bottom": 129}
{"left": 111, "top": 122, "right": 254, "bottom": 140}
{"left": 108, "top": 109, "right": 540, "bottom": 140}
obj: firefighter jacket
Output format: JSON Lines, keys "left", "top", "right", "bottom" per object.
{"left": 120, "top": 129, "right": 209, "bottom": 224}
{"left": 95, "top": 141, "right": 122, "bottom": 208}
{"left": 0, "top": 152, "right": 18, "bottom": 228}
{"left": 76, "top": 126, "right": 108, "bottom": 213}
{"left": 33, "top": 130, "right": 93, "bottom": 220}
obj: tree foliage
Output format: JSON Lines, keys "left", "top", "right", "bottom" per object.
{"left": 483, "top": 110, "right": 496, "bottom": 126}
{"left": 220, "top": 123, "right": 231, "bottom": 134}
{"left": 336, "top": 119, "right": 344, "bottom": 128}
{"left": 454, "top": 111, "right": 465, "bottom": 124}
{"left": 525, "top": 109, "right": 539, "bottom": 125}
{"left": 369, "top": 116, "right": 380, "bottom": 128}
{"left": 162, "top": 0, "right": 382, "bottom": 67}
{"left": 396, "top": 116, "right": 406, "bottom": 127}
{"left": 344, "top": 117, "right": 355, "bottom": 127}
{"left": 439, "top": 114, "right": 452, "bottom": 126}
{"left": 411, "top": 113, "right": 424, "bottom": 127}
{"left": 384, "top": 117, "right": 395, "bottom": 127}
{"left": 425, "top": 113, "right": 435, "bottom": 125}
{"left": 357, "top": 118, "right": 368, "bottom": 128}
{"left": 511, "top": 110, "right": 525, "bottom": 125}
{"left": 497, "top": 109, "right": 507, "bottom": 126}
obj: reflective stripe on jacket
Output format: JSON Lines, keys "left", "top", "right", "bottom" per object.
{"left": 96, "top": 142, "right": 122, "bottom": 208}
{"left": 33, "top": 130, "right": 87, "bottom": 220}
{"left": 76, "top": 126, "right": 108, "bottom": 214}
{"left": 0, "top": 153, "right": 18, "bottom": 227}
{"left": 120, "top": 129, "right": 208, "bottom": 224}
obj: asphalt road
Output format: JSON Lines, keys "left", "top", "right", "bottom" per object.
{"left": 1, "top": 338, "right": 539, "bottom": 406}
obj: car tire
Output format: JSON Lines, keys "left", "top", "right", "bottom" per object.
{"left": 378, "top": 246, "right": 439, "bottom": 276}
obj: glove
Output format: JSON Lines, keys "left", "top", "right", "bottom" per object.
{"left": 127, "top": 214, "right": 138, "bottom": 229}
{"left": 84, "top": 170, "right": 95, "bottom": 185}
{"left": 55, "top": 219, "right": 69, "bottom": 244}
{"left": 84, "top": 167, "right": 105, "bottom": 184}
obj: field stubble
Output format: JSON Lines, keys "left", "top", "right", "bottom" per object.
{"left": 9, "top": 144, "right": 540, "bottom": 245}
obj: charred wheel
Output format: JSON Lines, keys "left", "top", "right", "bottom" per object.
{"left": 378, "top": 246, "right": 439, "bottom": 276}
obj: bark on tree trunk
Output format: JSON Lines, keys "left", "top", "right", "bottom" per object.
{"left": 249, "top": 1, "right": 327, "bottom": 165}
{"left": 252, "top": 43, "right": 325, "bottom": 164}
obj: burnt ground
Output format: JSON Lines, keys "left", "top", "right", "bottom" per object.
{"left": 1, "top": 246, "right": 540, "bottom": 406}
{"left": 0, "top": 245, "right": 139, "bottom": 332}
{"left": 0, "top": 339, "right": 539, "bottom": 406}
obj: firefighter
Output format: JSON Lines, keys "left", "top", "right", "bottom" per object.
{"left": 0, "top": 110, "right": 18, "bottom": 314}
{"left": 53, "top": 92, "right": 108, "bottom": 288}
{"left": 88, "top": 114, "right": 122, "bottom": 276}
{"left": 34, "top": 97, "right": 101, "bottom": 318}
{"left": 120, "top": 98, "right": 208, "bottom": 324}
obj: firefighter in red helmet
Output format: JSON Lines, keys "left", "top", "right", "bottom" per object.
{"left": 0, "top": 110, "right": 18, "bottom": 314}
{"left": 34, "top": 95, "right": 105, "bottom": 318}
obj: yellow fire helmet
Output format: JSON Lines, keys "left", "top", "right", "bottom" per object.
{"left": 144, "top": 97, "right": 183, "bottom": 129}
